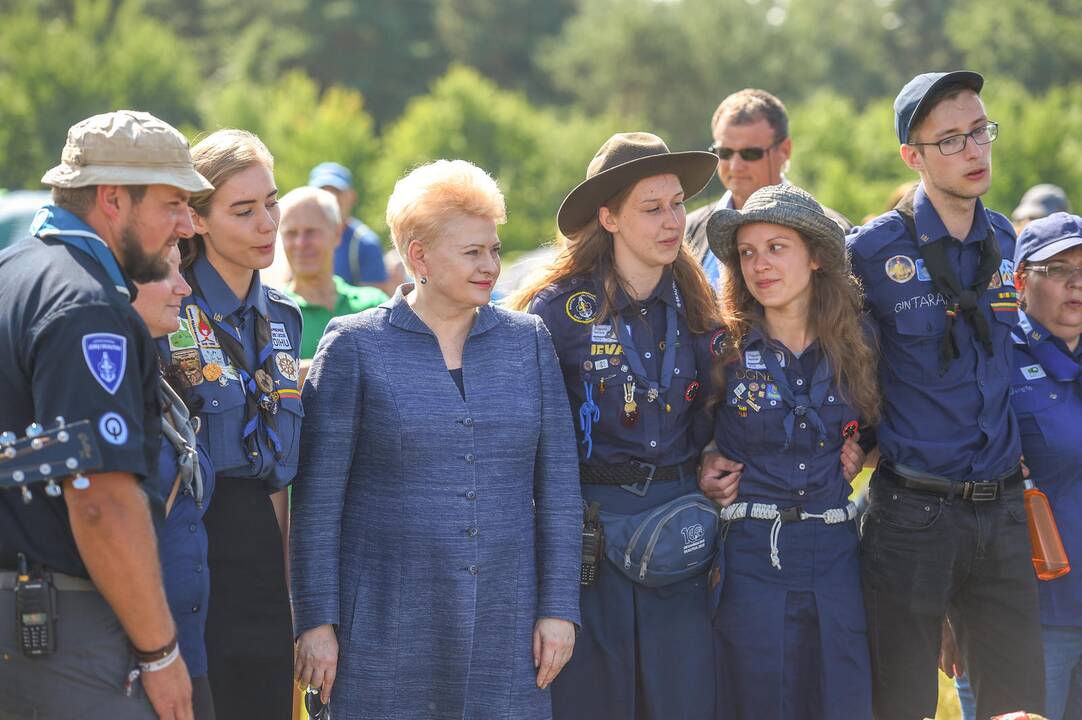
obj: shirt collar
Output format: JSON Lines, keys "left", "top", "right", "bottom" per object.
{"left": 383, "top": 283, "right": 499, "bottom": 338}
{"left": 31, "top": 205, "right": 134, "bottom": 298}
{"left": 1019, "top": 311, "right": 1082, "bottom": 360}
{"left": 913, "top": 181, "right": 992, "bottom": 246}
{"left": 191, "top": 251, "right": 268, "bottom": 318}
{"left": 607, "top": 267, "right": 687, "bottom": 317}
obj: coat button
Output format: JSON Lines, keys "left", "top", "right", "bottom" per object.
{"left": 465, "top": 490, "right": 477, "bottom": 501}
{"left": 463, "top": 417, "right": 474, "bottom": 427}
{"left": 468, "top": 565, "right": 479, "bottom": 576}
{"left": 466, "top": 527, "right": 478, "bottom": 537}
{"left": 465, "top": 453, "right": 475, "bottom": 463}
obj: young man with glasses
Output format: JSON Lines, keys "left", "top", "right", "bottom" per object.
{"left": 686, "top": 89, "right": 849, "bottom": 289}
{"left": 846, "top": 71, "right": 1045, "bottom": 719}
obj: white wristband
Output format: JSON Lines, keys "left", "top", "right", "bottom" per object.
{"left": 139, "top": 644, "right": 181, "bottom": 673}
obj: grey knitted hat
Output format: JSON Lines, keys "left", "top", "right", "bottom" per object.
{"left": 706, "top": 184, "right": 845, "bottom": 261}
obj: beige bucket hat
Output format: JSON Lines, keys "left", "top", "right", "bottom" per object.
{"left": 41, "top": 110, "right": 212, "bottom": 192}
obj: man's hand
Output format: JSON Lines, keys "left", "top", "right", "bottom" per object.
{"left": 841, "top": 434, "right": 866, "bottom": 483}
{"left": 699, "top": 451, "right": 743, "bottom": 506}
{"left": 939, "top": 617, "right": 965, "bottom": 679}
{"left": 141, "top": 655, "right": 194, "bottom": 720}
{"left": 533, "top": 617, "right": 575, "bottom": 689}
{"left": 296, "top": 624, "right": 339, "bottom": 704}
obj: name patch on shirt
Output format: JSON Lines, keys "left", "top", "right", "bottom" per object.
{"left": 744, "top": 350, "right": 766, "bottom": 370}
{"left": 591, "top": 324, "right": 617, "bottom": 342}
{"left": 1020, "top": 364, "right": 1046, "bottom": 381}
{"left": 270, "top": 322, "right": 292, "bottom": 350}
{"left": 82, "top": 333, "right": 126, "bottom": 395}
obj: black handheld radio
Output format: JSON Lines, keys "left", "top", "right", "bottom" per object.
{"left": 14, "top": 553, "right": 57, "bottom": 656}
{"left": 581, "top": 502, "right": 604, "bottom": 586}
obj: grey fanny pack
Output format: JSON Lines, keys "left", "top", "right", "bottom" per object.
{"left": 600, "top": 492, "right": 722, "bottom": 587}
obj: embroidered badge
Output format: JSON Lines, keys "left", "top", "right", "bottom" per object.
{"left": 1021, "top": 364, "right": 1046, "bottom": 381}
{"left": 684, "top": 380, "right": 701, "bottom": 402}
{"left": 914, "top": 259, "right": 931, "bottom": 282}
{"left": 709, "top": 329, "right": 726, "bottom": 358}
{"left": 270, "top": 322, "right": 292, "bottom": 350}
{"left": 200, "top": 348, "right": 226, "bottom": 366}
{"left": 171, "top": 348, "right": 204, "bottom": 386}
{"left": 202, "top": 363, "right": 223, "bottom": 382}
{"left": 167, "top": 318, "right": 197, "bottom": 351}
{"left": 98, "top": 412, "right": 128, "bottom": 446}
{"left": 591, "top": 323, "right": 617, "bottom": 342}
{"left": 566, "top": 291, "right": 599, "bottom": 324}
{"left": 185, "top": 306, "right": 219, "bottom": 349}
{"left": 82, "top": 333, "right": 126, "bottom": 395}
{"left": 744, "top": 350, "right": 766, "bottom": 370}
{"left": 1000, "top": 259, "right": 1016, "bottom": 288}
{"left": 594, "top": 358, "right": 610, "bottom": 371}
{"left": 885, "top": 255, "right": 917, "bottom": 283}
{"left": 275, "top": 352, "right": 299, "bottom": 383}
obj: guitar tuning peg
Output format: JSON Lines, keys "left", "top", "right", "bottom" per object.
{"left": 21, "top": 487, "right": 32, "bottom": 504}
{"left": 44, "top": 479, "right": 62, "bottom": 498}
{"left": 25, "top": 423, "right": 43, "bottom": 438}
{"left": 0, "top": 431, "right": 15, "bottom": 447}
{"left": 54, "top": 416, "right": 66, "bottom": 428}
{"left": 72, "top": 474, "right": 90, "bottom": 490}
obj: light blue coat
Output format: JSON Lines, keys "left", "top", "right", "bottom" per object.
{"left": 290, "top": 288, "right": 582, "bottom": 720}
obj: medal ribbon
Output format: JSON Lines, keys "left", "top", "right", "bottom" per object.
{"left": 185, "top": 269, "right": 283, "bottom": 461}
{"left": 760, "top": 344, "right": 833, "bottom": 449}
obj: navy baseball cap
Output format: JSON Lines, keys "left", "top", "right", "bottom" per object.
{"left": 1012, "top": 184, "right": 1071, "bottom": 222}
{"left": 1014, "top": 212, "right": 1082, "bottom": 266}
{"left": 308, "top": 162, "right": 353, "bottom": 191}
{"left": 894, "top": 71, "right": 984, "bottom": 145}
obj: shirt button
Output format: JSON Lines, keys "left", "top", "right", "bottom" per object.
{"left": 191, "top": 604, "right": 200, "bottom": 613}
{"left": 644, "top": 352, "right": 652, "bottom": 359}
{"left": 827, "top": 395, "right": 835, "bottom": 402}
{"left": 798, "top": 489, "right": 806, "bottom": 496}
{"left": 468, "top": 565, "right": 479, "bottom": 576}
{"left": 798, "top": 463, "right": 807, "bottom": 471}
{"left": 796, "top": 379, "right": 804, "bottom": 386}
{"left": 649, "top": 441, "right": 657, "bottom": 448}
{"left": 1050, "top": 393, "right": 1058, "bottom": 400}
{"left": 465, "top": 453, "right": 475, "bottom": 463}
{"left": 463, "top": 417, "right": 474, "bottom": 427}
{"left": 466, "top": 527, "right": 478, "bottom": 537}
{"left": 211, "top": 400, "right": 220, "bottom": 407}
{"left": 800, "top": 422, "right": 807, "bottom": 430}
{"left": 195, "top": 563, "right": 203, "bottom": 573}
{"left": 465, "top": 490, "right": 477, "bottom": 501}
{"left": 674, "top": 368, "right": 680, "bottom": 375}
{"left": 188, "top": 523, "right": 197, "bottom": 533}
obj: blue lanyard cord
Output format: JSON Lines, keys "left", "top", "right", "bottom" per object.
{"left": 579, "top": 380, "right": 601, "bottom": 459}
{"left": 615, "top": 303, "right": 679, "bottom": 399}
{"left": 761, "top": 345, "right": 833, "bottom": 449}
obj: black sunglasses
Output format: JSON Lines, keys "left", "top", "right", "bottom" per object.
{"left": 304, "top": 686, "right": 329, "bottom": 719}
{"left": 707, "top": 138, "right": 785, "bottom": 162}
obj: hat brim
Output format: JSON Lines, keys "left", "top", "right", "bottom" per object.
{"left": 557, "top": 150, "right": 717, "bottom": 236}
{"left": 706, "top": 198, "right": 845, "bottom": 262}
{"left": 41, "top": 162, "right": 213, "bottom": 193}
{"left": 904, "top": 71, "right": 984, "bottom": 144}
{"left": 309, "top": 174, "right": 352, "bottom": 191}
{"left": 1025, "top": 235, "right": 1082, "bottom": 263}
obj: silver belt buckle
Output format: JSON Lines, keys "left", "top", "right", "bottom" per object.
{"left": 965, "top": 481, "right": 999, "bottom": 502}
{"left": 621, "top": 462, "right": 656, "bottom": 497}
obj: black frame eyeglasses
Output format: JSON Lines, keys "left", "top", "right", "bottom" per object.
{"left": 908, "top": 122, "right": 999, "bottom": 156}
{"left": 707, "top": 138, "right": 785, "bottom": 162}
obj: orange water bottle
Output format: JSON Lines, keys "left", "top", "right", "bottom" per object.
{"left": 1023, "top": 479, "right": 1070, "bottom": 581}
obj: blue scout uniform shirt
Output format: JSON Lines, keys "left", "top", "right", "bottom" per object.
{"left": 1010, "top": 313, "right": 1082, "bottom": 627}
{"left": 847, "top": 182, "right": 1021, "bottom": 482}
{"left": 714, "top": 329, "right": 858, "bottom": 511}
{"left": 334, "top": 218, "right": 388, "bottom": 285}
{"left": 155, "top": 434, "right": 214, "bottom": 676}
{"left": 0, "top": 206, "right": 162, "bottom": 576}
{"left": 529, "top": 269, "right": 715, "bottom": 466}
{"left": 161, "top": 252, "right": 304, "bottom": 490}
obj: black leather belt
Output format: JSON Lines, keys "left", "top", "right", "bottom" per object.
{"left": 877, "top": 462, "right": 1023, "bottom": 502}
{"left": 580, "top": 459, "right": 698, "bottom": 496}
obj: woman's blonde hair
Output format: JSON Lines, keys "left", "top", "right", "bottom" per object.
{"left": 385, "top": 159, "right": 506, "bottom": 275}
{"left": 180, "top": 129, "right": 275, "bottom": 268}
{"left": 507, "top": 182, "right": 722, "bottom": 334}
{"left": 711, "top": 226, "right": 880, "bottom": 423}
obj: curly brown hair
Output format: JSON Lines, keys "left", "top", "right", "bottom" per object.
{"left": 506, "top": 186, "right": 722, "bottom": 334}
{"left": 711, "top": 229, "right": 880, "bottom": 424}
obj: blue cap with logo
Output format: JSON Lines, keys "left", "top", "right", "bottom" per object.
{"left": 308, "top": 162, "right": 353, "bottom": 191}
{"left": 1014, "top": 212, "right": 1082, "bottom": 266}
{"left": 894, "top": 71, "right": 984, "bottom": 144}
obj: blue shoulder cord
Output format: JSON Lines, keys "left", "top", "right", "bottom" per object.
{"left": 579, "top": 380, "right": 601, "bottom": 459}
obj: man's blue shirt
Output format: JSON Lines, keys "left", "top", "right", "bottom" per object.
{"left": 333, "top": 218, "right": 387, "bottom": 285}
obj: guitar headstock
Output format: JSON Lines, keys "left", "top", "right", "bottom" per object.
{"left": 0, "top": 417, "right": 102, "bottom": 502}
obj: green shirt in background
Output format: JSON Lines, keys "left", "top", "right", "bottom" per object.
{"left": 284, "top": 275, "right": 387, "bottom": 359}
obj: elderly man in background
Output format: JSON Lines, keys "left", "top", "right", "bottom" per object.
{"left": 1012, "top": 183, "right": 1072, "bottom": 233}
{"left": 279, "top": 187, "right": 386, "bottom": 382}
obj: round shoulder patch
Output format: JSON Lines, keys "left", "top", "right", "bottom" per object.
{"left": 98, "top": 412, "right": 129, "bottom": 446}
{"left": 709, "top": 328, "right": 728, "bottom": 358}
{"left": 565, "top": 291, "right": 599, "bottom": 324}
{"left": 885, "top": 255, "right": 916, "bottom": 283}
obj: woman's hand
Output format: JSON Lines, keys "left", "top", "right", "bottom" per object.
{"left": 533, "top": 617, "right": 576, "bottom": 690}
{"left": 698, "top": 451, "right": 743, "bottom": 507}
{"left": 840, "top": 434, "right": 866, "bottom": 483}
{"left": 295, "top": 624, "right": 339, "bottom": 704}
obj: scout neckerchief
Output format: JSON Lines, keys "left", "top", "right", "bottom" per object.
{"left": 614, "top": 279, "right": 680, "bottom": 408}
{"left": 31, "top": 206, "right": 131, "bottom": 297}
{"left": 895, "top": 187, "right": 1001, "bottom": 374}
{"left": 1022, "top": 316, "right": 1081, "bottom": 384}
{"left": 760, "top": 340, "right": 833, "bottom": 449}
{"left": 185, "top": 264, "right": 283, "bottom": 462}
{"left": 157, "top": 374, "right": 204, "bottom": 513}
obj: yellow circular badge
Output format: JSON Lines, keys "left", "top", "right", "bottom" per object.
{"left": 565, "top": 291, "right": 599, "bottom": 324}
{"left": 202, "top": 363, "right": 223, "bottom": 382}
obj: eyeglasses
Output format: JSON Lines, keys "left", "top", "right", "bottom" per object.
{"left": 707, "top": 138, "right": 784, "bottom": 162}
{"left": 908, "top": 122, "right": 998, "bottom": 156}
{"left": 304, "top": 686, "right": 329, "bottom": 720}
{"left": 1026, "top": 262, "right": 1082, "bottom": 283}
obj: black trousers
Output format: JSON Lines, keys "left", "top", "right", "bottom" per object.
{"left": 204, "top": 478, "right": 293, "bottom": 720}
{"left": 860, "top": 472, "right": 1045, "bottom": 720}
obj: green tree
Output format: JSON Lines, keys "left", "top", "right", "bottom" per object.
{"left": 0, "top": 0, "right": 202, "bottom": 189}
{"left": 367, "top": 65, "right": 626, "bottom": 253}
{"left": 201, "top": 70, "right": 379, "bottom": 202}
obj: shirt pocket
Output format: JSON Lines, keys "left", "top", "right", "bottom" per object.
{"left": 894, "top": 309, "right": 965, "bottom": 385}
{"left": 1010, "top": 382, "right": 1068, "bottom": 456}
{"left": 197, "top": 389, "right": 248, "bottom": 472}
{"left": 274, "top": 396, "right": 305, "bottom": 470}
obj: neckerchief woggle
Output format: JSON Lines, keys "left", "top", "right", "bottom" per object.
{"left": 158, "top": 374, "right": 205, "bottom": 508}
{"left": 1021, "top": 316, "right": 1082, "bottom": 384}
{"left": 614, "top": 281, "right": 680, "bottom": 403}
{"left": 31, "top": 206, "right": 130, "bottom": 297}
{"left": 184, "top": 266, "right": 283, "bottom": 461}
{"left": 760, "top": 341, "right": 832, "bottom": 449}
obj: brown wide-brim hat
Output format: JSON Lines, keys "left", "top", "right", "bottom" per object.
{"left": 706, "top": 184, "right": 845, "bottom": 262}
{"left": 556, "top": 132, "right": 717, "bottom": 237}
{"left": 41, "top": 110, "right": 213, "bottom": 193}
